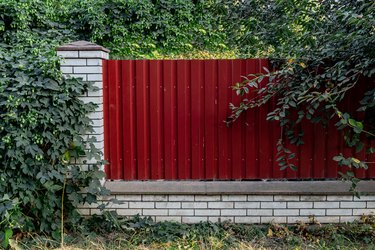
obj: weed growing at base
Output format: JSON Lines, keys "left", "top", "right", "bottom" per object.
{"left": 15, "top": 213, "right": 375, "bottom": 250}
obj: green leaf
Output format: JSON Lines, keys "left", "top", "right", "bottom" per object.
{"left": 333, "top": 155, "right": 344, "bottom": 162}
{"left": 348, "top": 118, "right": 357, "bottom": 127}
{"left": 2, "top": 229, "right": 13, "bottom": 249}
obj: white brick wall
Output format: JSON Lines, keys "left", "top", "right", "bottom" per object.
{"left": 80, "top": 194, "right": 375, "bottom": 224}
{"left": 57, "top": 44, "right": 108, "bottom": 167}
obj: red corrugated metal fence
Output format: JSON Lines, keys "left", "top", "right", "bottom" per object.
{"left": 103, "top": 59, "right": 374, "bottom": 180}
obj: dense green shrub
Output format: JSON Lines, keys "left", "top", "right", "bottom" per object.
{"left": 56, "top": 0, "right": 233, "bottom": 59}
{"left": 0, "top": 0, "right": 107, "bottom": 242}
{"left": 0, "top": 43, "right": 108, "bottom": 237}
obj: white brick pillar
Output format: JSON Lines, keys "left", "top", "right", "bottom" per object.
{"left": 56, "top": 41, "right": 109, "bottom": 166}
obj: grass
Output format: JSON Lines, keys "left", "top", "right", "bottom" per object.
{"left": 10, "top": 213, "right": 375, "bottom": 250}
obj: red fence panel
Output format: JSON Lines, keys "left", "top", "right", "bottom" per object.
{"left": 103, "top": 59, "right": 374, "bottom": 180}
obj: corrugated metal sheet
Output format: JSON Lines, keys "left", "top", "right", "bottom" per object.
{"left": 103, "top": 59, "right": 373, "bottom": 180}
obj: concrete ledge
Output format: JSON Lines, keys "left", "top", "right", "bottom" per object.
{"left": 105, "top": 180, "right": 375, "bottom": 195}
{"left": 57, "top": 40, "right": 110, "bottom": 53}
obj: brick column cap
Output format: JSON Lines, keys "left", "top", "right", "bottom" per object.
{"left": 57, "top": 40, "right": 109, "bottom": 53}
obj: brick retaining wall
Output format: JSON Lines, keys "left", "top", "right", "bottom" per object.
{"left": 79, "top": 193, "right": 375, "bottom": 224}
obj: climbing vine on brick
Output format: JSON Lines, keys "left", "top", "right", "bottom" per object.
{"left": 0, "top": 0, "right": 108, "bottom": 242}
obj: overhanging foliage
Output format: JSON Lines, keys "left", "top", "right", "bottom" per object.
{"left": 227, "top": 0, "right": 375, "bottom": 188}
